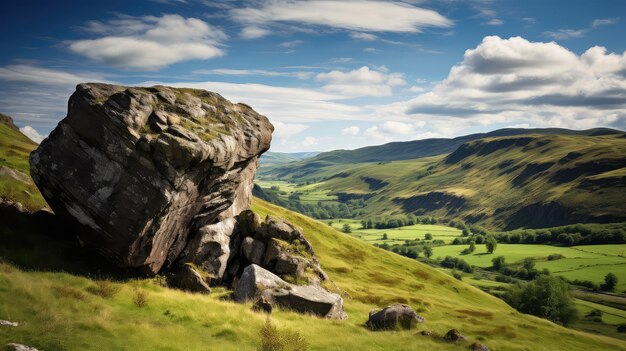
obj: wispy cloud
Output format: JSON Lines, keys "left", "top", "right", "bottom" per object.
{"left": 192, "top": 68, "right": 313, "bottom": 80}
{"left": 230, "top": 0, "right": 452, "bottom": 38}
{"left": 315, "top": 66, "right": 406, "bottom": 97}
{"left": 543, "top": 17, "right": 620, "bottom": 40}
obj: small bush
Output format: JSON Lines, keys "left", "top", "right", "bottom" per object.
{"left": 88, "top": 280, "right": 120, "bottom": 299}
{"left": 547, "top": 254, "right": 565, "bottom": 261}
{"left": 259, "top": 319, "right": 308, "bottom": 351}
{"left": 617, "top": 324, "right": 626, "bottom": 333}
{"left": 133, "top": 289, "right": 148, "bottom": 308}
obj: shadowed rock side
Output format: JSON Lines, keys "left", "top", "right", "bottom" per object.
{"left": 30, "top": 83, "right": 273, "bottom": 273}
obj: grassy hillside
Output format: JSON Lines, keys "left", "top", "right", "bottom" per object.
{"left": 0, "top": 116, "right": 46, "bottom": 210}
{"left": 259, "top": 133, "right": 626, "bottom": 230}
{"left": 258, "top": 151, "right": 319, "bottom": 176}
{"left": 1, "top": 198, "right": 625, "bottom": 350}
{"left": 267, "top": 128, "right": 622, "bottom": 179}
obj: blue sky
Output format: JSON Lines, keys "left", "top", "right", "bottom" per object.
{"left": 1, "top": 0, "right": 625, "bottom": 151}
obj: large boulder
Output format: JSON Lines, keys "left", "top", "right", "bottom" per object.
{"left": 234, "top": 264, "right": 347, "bottom": 319}
{"left": 30, "top": 83, "right": 272, "bottom": 273}
{"left": 366, "top": 304, "right": 425, "bottom": 330}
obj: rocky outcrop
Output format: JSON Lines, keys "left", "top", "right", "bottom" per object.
{"left": 5, "top": 344, "right": 39, "bottom": 351}
{"left": 234, "top": 264, "right": 346, "bottom": 319}
{"left": 469, "top": 342, "right": 490, "bottom": 351}
{"left": 0, "top": 112, "right": 19, "bottom": 131}
{"left": 366, "top": 304, "right": 425, "bottom": 330}
{"left": 28, "top": 83, "right": 344, "bottom": 319}
{"left": 30, "top": 83, "right": 273, "bottom": 273}
{"left": 444, "top": 329, "right": 466, "bottom": 342}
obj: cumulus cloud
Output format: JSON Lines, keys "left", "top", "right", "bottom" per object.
{"left": 377, "top": 36, "right": 626, "bottom": 131}
{"left": 70, "top": 14, "right": 226, "bottom": 70}
{"left": 302, "top": 136, "right": 317, "bottom": 146}
{"left": 364, "top": 126, "right": 391, "bottom": 142}
{"left": 315, "top": 66, "right": 406, "bottom": 97}
{"left": 341, "top": 126, "right": 360, "bottom": 136}
{"left": 231, "top": 1, "right": 452, "bottom": 33}
{"left": 19, "top": 126, "right": 45, "bottom": 143}
{"left": 380, "top": 121, "right": 424, "bottom": 135}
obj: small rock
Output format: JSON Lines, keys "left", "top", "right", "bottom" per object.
{"left": 5, "top": 344, "right": 39, "bottom": 351}
{"left": 252, "top": 296, "right": 273, "bottom": 314}
{"left": 0, "top": 320, "right": 18, "bottom": 327}
{"left": 366, "top": 304, "right": 425, "bottom": 330}
{"left": 241, "top": 236, "right": 265, "bottom": 265}
{"left": 444, "top": 329, "right": 466, "bottom": 342}
{"left": 469, "top": 342, "right": 490, "bottom": 351}
{"left": 417, "top": 330, "right": 434, "bottom": 336}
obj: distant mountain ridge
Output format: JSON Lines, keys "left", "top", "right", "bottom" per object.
{"left": 258, "top": 128, "right": 626, "bottom": 230}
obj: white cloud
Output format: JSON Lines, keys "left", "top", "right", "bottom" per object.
{"left": 364, "top": 126, "right": 392, "bottom": 142}
{"left": 315, "top": 66, "right": 406, "bottom": 97}
{"left": 364, "top": 48, "right": 382, "bottom": 54}
{"left": 380, "top": 121, "right": 424, "bottom": 135}
{"left": 0, "top": 65, "right": 104, "bottom": 86}
{"left": 592, "top": 18, "right": 620, "bottom": 28}
{"left": 484, "top": 18, "right": 503, "bottom": 26}
{"left": 279, "top": 40, "right": 304, "bottom": 48}
{"left": 240, "top": 25, "right": 271, "bottom": 39}
{"left": 542, "top": 29, "right": 586, "bottom": 40}
{"left": 273, "top": 121, "right": 309, "bottom": 138}
{"left": 341, "top": 126, "right": 360, "bottom": 136}
{"left": 302, "top": 136, "right": 317, "bottom": 146}
{"left": 70, "top": 14, "right": 226, "bottom": 70}
{"left": 408, "top": 86, "right": 425, "bottom": 93}
{"left": 350, "top": 32, "right": 377, "bottom": 41}
{"left": 19, "top": 126, "right": 45, "bottom": 143}
{"left": 375, "top": 36, "right": 626, "bottom": 132}
{"left": 193, "top": 68, "right": 312, "bottom": 80}
{"left": 231, "top": 1, "right": 452, "bottom": 33}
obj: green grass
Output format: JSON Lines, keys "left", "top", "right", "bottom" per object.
{"left": 255, "top": 179, "right": 339, "bottom": 204}
{"left": 1, "top": 199, "right": 625, "bottom": 350}
{"left": 0, "top": 121, "right": 46, "bottom": 210}
{"left": 325, "top": 220, "right": 462, "bottom": 244}
{"left": 432, "top": 244, "right": 626, "bottom": 291}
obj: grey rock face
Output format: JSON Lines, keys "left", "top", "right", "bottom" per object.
{"left": 30, "top": 83, "right": 272, "bottom": 273}
{"left": 366, "top": 304, "right": 425, "bottom": 330}
{"left": 234, "top": 264, "right": 346, "bottom": 319}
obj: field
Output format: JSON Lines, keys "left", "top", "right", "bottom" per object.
{"left": 326, "top": 219, "right": 463, "bottom": 244}
{"left": 432, "top": 244, "right": 626, "bottom": 291}
{"left": 255, "top": 179, "right": 338, "bottom": 204}
{"left": 2, "top": 199, "right": 625, "bottom": 350}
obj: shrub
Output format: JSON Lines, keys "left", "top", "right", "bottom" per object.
{"left": 617, "top": 324, "right": 626, "bottom": 333}
{"left": 259, "top": 319, "right": 308, "bottom": 351}
{"left": 492, "top": 256, "right": 506, "bottom": 271}
{"left": 133, "top": 289, "right": 148, "bottom": 308}
{"left": 342, "top": 224, "right": 352, "bottom": 233}
{"left": 600, "top": 273, "right": 618, "bottom": 292}
{"left": 88, "top": 280, "right": 120, "bottom": 299}
{"left": 423, "top": 246, "right": 433, "bottom": 259}
{"left": 424, "top": 233, "right": 433, "bottom": 240}
{"left": 504, "top": 275, "right": 578, "bottom": 325}
{"left": 547, "top": 254, "right": 565, "bottom": 261}
{"left": 485, "top": 237, "right": 497, "bottom": 253}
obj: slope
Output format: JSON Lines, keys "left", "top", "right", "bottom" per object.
{"left": 259, "top": 133, "right": 626, "bottom": 230}
{"left": 1, "top": 198, "right": 625, "bottom": 350}
{"left": 265, "top": 128, "right": 622, "bottom": 180}
{"left": 0, "top": 114, "right": 46, "bottom": 210}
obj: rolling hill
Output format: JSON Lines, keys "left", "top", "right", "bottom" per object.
{"left": 258, "top": 130, "right": 626, "bottom": 230}
{"left": 1, "top": 117, "right": 625, "bottom": 350}
{"left": 258, "top": 151, "right": 319, "bottom": 176}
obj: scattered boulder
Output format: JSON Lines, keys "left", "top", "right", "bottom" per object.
{"left": 234, "top": 264, "right": 346, "bottom": 319}
{"left": 0, "top": 320, "right": 18, "bottom": 327}
{"left": 469, "top": 342, "right": 490, "bottom": 351}
{"left": 366, "top": 304, "right": 425, "bottom": 330}
{"left": 417, "top": 330, "right": 434, "bottom": 336}
{"left": 444, "top": 329, "right": 466, "bottom": 342}
{"left": 5, "top": 344, "right": 39, "bottom": 351}
{"left": 30, "top": 83, "right": 273, "bottom": 273}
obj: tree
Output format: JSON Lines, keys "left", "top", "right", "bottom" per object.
{"left": 492, "top": 256, "right": 506, "bottom": 271}
{"left": 423, "top": 246, "right": 433, "bottom": 259}
{"left": 342, "top": 224, "right": 352, "bottom": 233}
{"left": 366, "top": 219, "right": 373, "bottom": 229}
{"left": 504, "top": 275, "right": 578, "bottom": 325}
{"left": 462, "top": 229, "right": 470, "bottom": 237}
{"left": 361, "top": 220, "right": 367, "bottom": 229}
{"left": 469, "top": 241, "right": 476, "bottom": 253}
{"left": 382, "top": 233, "right": 388, "bottom": 240}
{"left": 328, "top": 221, "right": 333, "bottom": 227}
{"left": 424, "top": 233, "right": 433, "bottom": 240}
{"left": 486, "top": 237, "right": 498, "bottom": 253}
{"left": 601, "top": 273, "right": 618, "bottom": 291}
